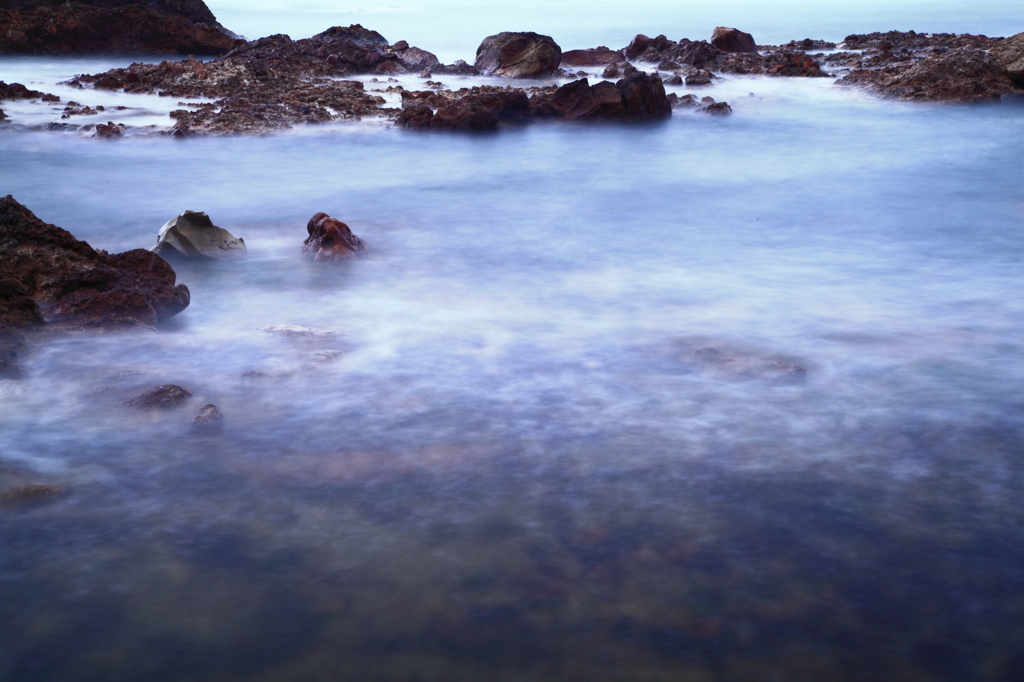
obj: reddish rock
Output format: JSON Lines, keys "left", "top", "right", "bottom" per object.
{"left": 0, "top": 0, "right": 240, "bottom": 55}
{"left": 560, "top": 47, "right": 624, "bottom": 67}
{"left": 124, "top": 384, "right": 193, "bottom": 410}
{"left": 992, "top": 32, "right": 1024, "bottom": 88}
{"left": 624, "top": 34, "right": 651, "bottom": 60}
{"left": 0, "top": 81, "right": 47, "bottom": 100}
{"left": 0, "top": 279, "right": 44, "bottom": 332}
{"left": 0, "top": 196, "right": 190, "bottom": 330}
{"left": 94, "top": 121, "right": 124, "bottom": 138}
{"left": 396, "top": 88, "right": 530, "bottom": 131}
{"left": 302, "top": 213, "right": 368, "bottom": 261}
{"left": 711, "top": 27, "right": 758, "bottom": 53}
{"left": 474, "top": 32, "right": 562, "bottom": 78}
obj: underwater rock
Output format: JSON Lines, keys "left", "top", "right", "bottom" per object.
{"left": 302, "top": 213, "right": 368, "bottom": 261}
{"left": 0, "top": 464, "right": 62, "bottom": 505}
{"left": 474, "top": 31, "right": 562, "bottom": 78}
{"left": 124, "top": 384, "right": 193, "bottom": 410}
{"left": 259, "top": 324, "right": 338, "bottom": 339}
{"left": 152, "top": 210, "right": 246, "bottom": 259}
{"left": 0, "top": 196, "right": 190, "bottom": 330}
{"left": 190, "top": 403, "right": 223, "bottom": 429}
{"left": 0, "top": 0, "right": 239, "bottom": 55}
{"left": 711, "top": 27, "right": 758, "bottom": 54}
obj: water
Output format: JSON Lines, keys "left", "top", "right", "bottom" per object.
{"left": 2, "top": 4, "right": 1024, "bottom": 680}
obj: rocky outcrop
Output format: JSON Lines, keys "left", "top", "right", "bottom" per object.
{"left": 620, "top": 34, "right": 825, "bottom": 77}
{"left": 302, "top": 213, "right": 368, "bottom": 261}
{"left": 152, "top": 210, "right": 246, "bottom": 259}
{"left": 992, "top": 32, "right": 1024, "bottom": 88}
{"left": 837, "top": 46, "right": 1013, "bottom": 102}
{"left": 190, "top": 403, "right": 222, "bottom": 429}
{"left": 0, "top": 0, "right": 240, "bottom": 55}
{"left": 710, "top": 27, "right": 757, "bottom": 53}
{"left": 474, "top": 32, "right": 562, "bottom": 78}
{"left": 532, "top": 73, "right": 672, "bottom": 121}
{"left": 0, "top": 195, "right": 190, "bottom": 330}
{"left": 124, "top": 384, "right": 192, "bottom": 410}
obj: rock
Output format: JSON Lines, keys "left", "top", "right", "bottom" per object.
{"left": 152, "top": 210, "right": 246, "bottom": 259}
{"left": 312, "top": 24, "right": 388, "bottom": 47}
{"left": 0, "top": 81, "right": 46, "bottom": 100}
{"left": 602, "top": 63, "right": 621, "bottom": 79}
{"left": 94, "top": 121, "right": 124, "bottom": 138}
{"left": 664, "top": 75, "right": 683, "bottom": 85}
{"left": 560, "top": 47, "right": 624, "bottom": 67}
{"left": 0, "top": 338, "right": 24, "bottom": 379}
{"left": 302, "top": 213, "right": 368, "bottom": 261}
{"left": 531, "top": 73, "right": 671, "bottom": 121}
{"left": 0, "top": 0, "right": 240, "bottom": 55}
{"left": 0, "top": 465, "right": 63, "bottom": 505}
{"left": 837, "top": 46, "right": 1013, "bottom": 102}
{"left": 682, "top": 344, "right": 806, "bottom": 382}
{"left": 396, "top": 88, "right": 530, "bottom": 131}
{"left": 992, "top": 32, "right": 1024, "bottom": 88}
{"left": 392, "top": 45, "right": 442, "bottom": 73}
{"left": 125, "top": 384, "right": 193, "bottom": 410}
{"left": 658, "top": 60, "right": 680, "bottom": 71}
{"left": 0, "top": 195, "right": 190, "bottom": 330}
{"left": 0, "top": 108, "right": 5, "bottom": 122}
{"left": 782, "top": 38, "right": 837, "bottom": 50}
{"left": 474, "top": 32, "right": 562, "bottom": 78}
{"left": 702, "top": 101, "right": 732, "bottom": 115}
{"left": 711, "top": 27, "right": 757, "bottom": 53}
{"left": 685, "top": 71, "right": 712, "bottom": 86}
{"left": 0, "top": 279, "right": 44, "bottom": 332}
{"left": 190, "top": 403, "right": 222, "bottom": 429}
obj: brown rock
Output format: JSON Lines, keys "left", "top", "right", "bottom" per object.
{"left": 125, "top": 384, "right": 193, "bottom": 410}
{"left": 0, "top": 196, "right": 190, "bottom": 330}
{"left": 992, "top": 32, "right": 1024, "bottom": 88}
{"left": 302, "top": 213, "right": 368, "bottom": 261}
{"left": 0, "top": 279, "right": 44, "bottom": 332}
{"left": 560, "top": 47, "right": 624, "bottom": 67}
{"left": 711, "top": 27, "right": 757, "bottom": 53}
{"left": 532, "top": 73, "right": 671, "bottom": 121}
{"left": 702, "top": 101, "right": 732, "bottom": 115}
{"left": 474, "top": 32, "right": 562, "bottom": 78}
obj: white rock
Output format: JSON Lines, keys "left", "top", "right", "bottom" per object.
{"left": 152, "top": 210, "right": 246, "bottom": 259}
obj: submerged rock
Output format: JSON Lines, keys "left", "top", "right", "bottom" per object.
{"left": 190, "top": 403, "right": 223, "bottom": 429}
{"left": 474, "top": 32, "right": 562, "bottom": 78}
{"left": 153, "top": 210, "right": 246, "bottom": 259}
{"left": 259, "top": 324, "right": 338, "bottom": 339}
{"left": 711, "top": 27, "right": 758, "bottom": 54}
{"left": 124, "top": 384, "right": 193, "bottom": 410}
{"left": 0, "top": 196, "right": 190, "bottom": 330}
{"left": 302, "top": 213, "right": 368, "bottom": 261}
{"left": 0, "top": 0, "right": 239, "bottom": 55}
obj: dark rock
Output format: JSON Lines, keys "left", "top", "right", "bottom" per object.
{"left": 992, "top": 32, "right": 1024, "bottom": 88}
{"left": 0, "top": 81, "right": 46, "bottom": 100}
{"left": 302, "top": 213, "right": 368, "bottom": 261}
{"left": 190, "top": 403, "right": 223, "bottom": 429}
{"left": 602, "top": 63, "right": 621, "bottom": 79}
{"left": 531, "top": 73, "right": 671, "bottom": 121}
{"left": 671, "top": 93, "right": 699, "bottom": 108}
{"left": 624, "top": 35, "right": 650, "bottom": 60}
{"left": 782, "top": 38, "right": 837, "bottom": 50}
{"left": 0, "top": 337, "right": 24, "bottom": 379}
{"left": 124, "top": 384, "right": 193, "bottom": 410}
{"left": 685, "top": 71, "right": 712, "bottom": 86}
{"left": 0, "top": 279, "right": 44, "bottom": 332}
{"left": 711, "top": 27, "right": 757, "bottom": 53}
{"left": 702, "top": 101, "right": 732, "bottom": 115}
{"left": 312, "top": 24, "right": 388, "bottom": 47}
{"left": 0, "top": 0, "right": 240, "bottom": 55}
{"left": 561, "top": 47, "right": 624, "bottom": 67}
{"left": 0, "top": 196, "right": 190, "bottom": 330}
{"left": 396, "top": 88, "right": 530, "bottom": 131}
{"left": 664, "top": 75, "right": 683, "bottom": 85}
{"left": 763, "top": 51, "right": 826, "bottom": 76}
{"left": 657, "top": 60, "right": 680, "bottom": 71}
{"left": 0, "top": 108, "right": 5, "bottom": 122}
{"left": 94, "top": 121, "right": 124, "bottom": 138}
{"left": 474, "top": 31, "right": 562, "bottom": 78}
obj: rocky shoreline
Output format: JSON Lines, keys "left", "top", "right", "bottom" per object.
{"left": 1, "top": 1, "right": 1022, "bottom": 137}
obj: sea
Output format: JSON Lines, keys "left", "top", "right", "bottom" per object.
{"left": 1, "top": 1, "right": 1023, "bottom": 680}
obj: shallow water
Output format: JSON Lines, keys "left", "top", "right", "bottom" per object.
{"left": 3, "top": 10, "right": 1024, "bottom": 681}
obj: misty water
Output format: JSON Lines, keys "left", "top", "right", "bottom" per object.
{"left": 3, "top": 3, "right": 1024, "bottom": 680}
